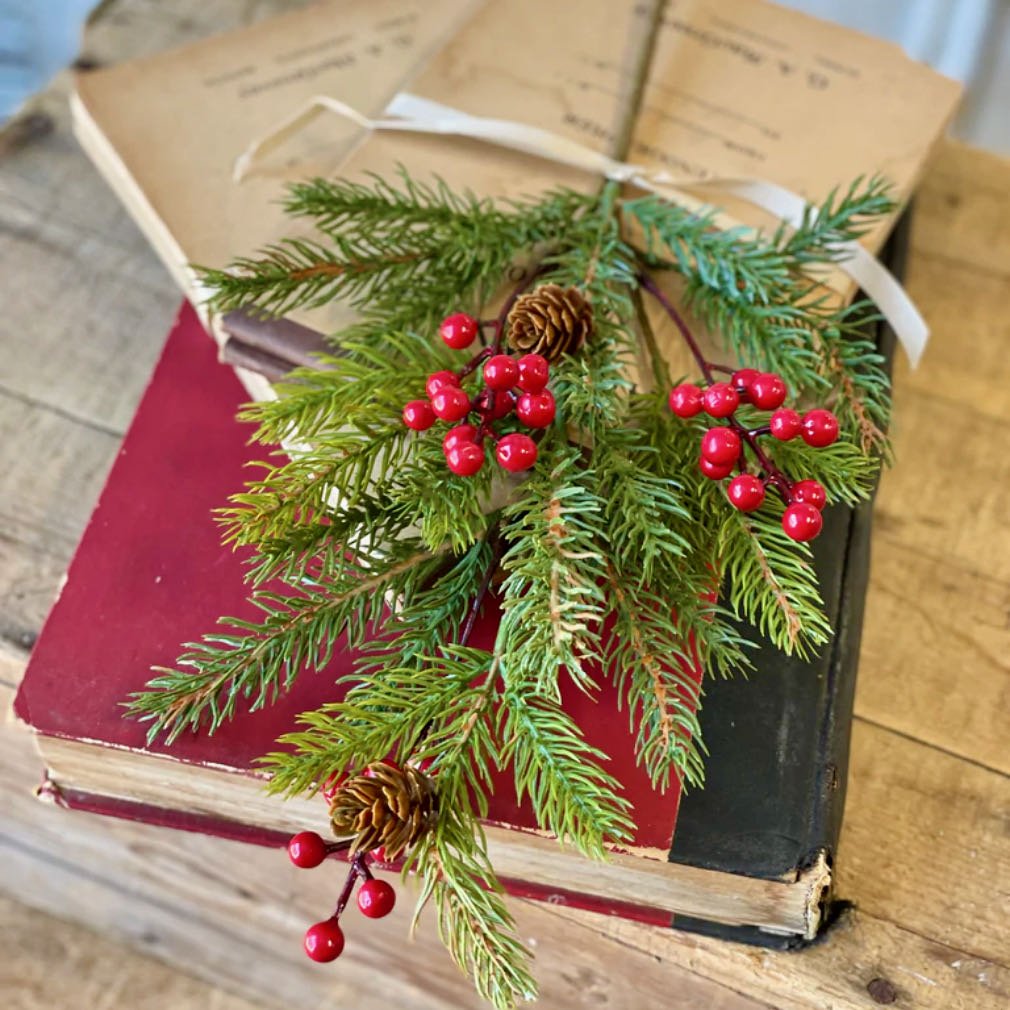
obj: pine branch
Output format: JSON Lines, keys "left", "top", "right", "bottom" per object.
{"left": 128, "top": 546, "right": 440, "bottom": 742}
{"left": 715, "top": 496, "right": 831, "bottom": 657}
{"left": 408, "top": 802, "right": 536, "bottom": 1010}
{"left": 497, "top": 444, "right": 608, "bottom": 695}
{"left": 497, "top": 688, "right": 634, "bottom": 856}
{"left": 603, "top": 565, "right": 707, "bottom": 791}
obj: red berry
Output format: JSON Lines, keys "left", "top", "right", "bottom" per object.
{"left": 443, "top": 424, "right": 477, "bottom": 455}
{"left": 801, "top": 409, "right": 839, "bottom": 448}
{"left": 439, "top": 312, "right": 478, "bottom": 350}
{"left": 727, "top": 474, "right": 765, "bottom": 512}
{"left": 769, "top": 408, "right": 802, "bottom": 441}
{"left": 702, "top": 382, "right": 740, "bottom": 418}
{"left": 791, "top": 479, "right": 827, "bottom": 511}
{"left": 357, "top": 878, "right": 396, "bottom": 919}
{"left": 516, "top": 390, "right": 556, "bottom": 428}
{"left": 425, "top": 370, "right": 458, "bottom": 399}
{"left": 369, "top": 845, "right": 388, "bottom": 863}
{"left": 732, "top": 368, "right": 759, "bottom": 394}
{"left": 700, "top": 426, "right": 741, "bottom": 466}
{"left": 446, "top": 441, "right": 485, "bottom": 476}
{"left": 483, "top": 354, "right": 520, "bottom": 391}
{"left": 517, "top": 354, "right": 550, "bottom": 393}
{"left": 496, "top": 433, "right": 538, "bottom": 472}
{"left": 304, "top": 919, "right": 344, "bottom": 962}
{"left": 782, "top": 502, "right": 823, "bottom": 542}
{"left": 477, "top": 389, "right": 515, "bottom": 420}
{"left": 402, "top": 400, "right": 435, "bottom": 431}
{"left": 430, "top": 386, "right": 471, "bottom": 422}
{"left": 749, "top": 373, "right": 787, "bottom": 410}
{"left": 668, "top": 383, "right": 703, "bottom": 418}
{"left": 287, "top": 831, "right": 328, "bottom": 869}
{"left": 699, "top": 456, "right": 734, "bottom": 480}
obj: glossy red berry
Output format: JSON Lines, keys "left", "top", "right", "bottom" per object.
{"left": 700, "top": 426, "right": 741, "bottom": 466}
{"left": 402, "top": 400, "right": 435, "bottom": 431}
{"left": 727, "top": 474, "right": 765, "bottom": 512}
{"left": 287, "top": 831, "right": 328, "bottom": 869}
{"left": 304, "top": 919, "right": 344, "bottom": 962}
{"left": 782, "top": 502, "right": 823, "bottom": 542}
{"left": 517, "top": 353, "right": 550, "bottom": 393}
{"left": 439, "top": 312, "right": 478, "bottom": 350}
{"left": 443, "top": 424, "right": 477, "bottom": 455}
{"left": 732, "top": 368, "right": 759, "bottom": 395}
{"left": 430, "top": 386, "right": 471, "bottom": 422}
{"left": 791, "top": 479, "right": 827, "bottom": 511}
{"left": 668, "top": 383, "right": 703, "bottom": 418}
{"left": 483, "top": 354, "right": 520, "bottom": 391}
{"left": 446, "top": 441, "right": 485, "bottom": 476}
{"left": 357, "top": 878, "right": 396, "bottom": 919}
{"left": 769, "top": 408, "right": 802, "bottom": 441}
{"left": 749, "top": 373, "right": 787, "bottom": 410}
{"left": 425, "top": 370, "right": 458, "bottom": 399}
{"left": 801, "top": 409, "right": 839, "bottom": 448}
{"left": 496, "top": 433, "right": 538, "bottom": 472}
{"left": 702, "top": 382, "right": 740, "bottom": 418}
{"left": 516, "top": 390, "right": 556, "bottom": 428}
{"left": 479, "top": 389, "right": 515, "bottom": 420}
{"left": 699, "top": 456, "right": 735, "bottom": 480}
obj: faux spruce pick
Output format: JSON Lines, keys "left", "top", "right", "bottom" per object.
{"left": 127, "top": 169, "right": 895, "bottom": 1009}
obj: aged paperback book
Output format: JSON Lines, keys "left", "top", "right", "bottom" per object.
{"left": 72, "top": 0, "right": 958, "bottom": 386}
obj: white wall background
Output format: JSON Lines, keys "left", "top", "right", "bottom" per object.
{"left": 780, "top": 0, "right": 1010, "bottom": 153}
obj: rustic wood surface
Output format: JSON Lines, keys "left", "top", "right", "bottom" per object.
{"left": 1, "top": 2, "right": 1008, "bottom": 1008}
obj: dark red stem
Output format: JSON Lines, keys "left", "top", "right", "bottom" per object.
{"left": 332, "top": 852, "right": 370, "bottom": 920}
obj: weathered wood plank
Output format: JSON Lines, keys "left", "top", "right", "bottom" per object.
{"left": 911, "top": 140, "right": 1010, "bottom": 277}
{"left": 5, "top": 665, "right": 1007, "bottom": 1010}
{"left": 0, "top": 896, "right": 260, "bottom": 1010}
{"left": 857, "top": 539, "right": 1010, "bottom": 776}
{"left": 0, "top": 397, "right": 120, "bottom": 644}
{"left": 837, "top": 720, "right": 1010, "bottom": 967}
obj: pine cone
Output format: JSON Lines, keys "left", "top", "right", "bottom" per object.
{"left": 329, "top": 762, "right": 437, "bottom": 859}
{"left": 506, "top": 284, "right": 592, "bottom": 362}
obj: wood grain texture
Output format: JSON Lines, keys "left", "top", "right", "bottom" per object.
{"left": 1, "top": 1, "right": 1008, "bottom": 1008}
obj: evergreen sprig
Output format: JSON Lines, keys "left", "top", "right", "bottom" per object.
{"left": 130, "top": 169, "right": 898, "bottom": 1008}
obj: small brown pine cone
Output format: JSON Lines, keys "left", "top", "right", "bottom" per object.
{"left": 329, "top": 762, "right": 437, "bottom": 859}
{"left": 506, "top": 283, "right": 592, "bottom": 362}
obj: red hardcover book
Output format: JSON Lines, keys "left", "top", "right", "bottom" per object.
{"left": 16, "top": 295, "right": 890, "bottom": 942}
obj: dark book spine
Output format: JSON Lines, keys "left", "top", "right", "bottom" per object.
{"left": 666, "top": 210, "right": 910, "bottom": 945}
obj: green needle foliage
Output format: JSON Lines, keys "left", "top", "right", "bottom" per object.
{"left": 129, "top": 170, "right": 896, "bottom": 1009}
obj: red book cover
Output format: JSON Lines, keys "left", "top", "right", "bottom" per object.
{"left": 15, "top": 303, "right": 688, "bottom": 855}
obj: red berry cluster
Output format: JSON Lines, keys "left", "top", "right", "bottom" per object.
{"left": 287, "top": 830, "right": 396, "bottom": 964}
{"left": 401, "top": 312, "right": 554, "bottom": 476}
{"left": 669, "top": 369, "right": 839, "bottom": 542}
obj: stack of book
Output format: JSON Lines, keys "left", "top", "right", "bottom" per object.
{"left": 15, "top": 0, "right": 959, "bottom": 944}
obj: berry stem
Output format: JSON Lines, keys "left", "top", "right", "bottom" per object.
{"left": 459, "top": 529, "right": 504, "bottom": 646}
{"left": 638, "top": 271, "right": 794, "bottom": 502}
{"left": 333, "top": 853, "right": 370, "bottom": 920}
{"left": 457, "top": 347, "right": 493, "bottom": 380}
{"left": 637, "top": 272, "right": 715, "bottom": 384}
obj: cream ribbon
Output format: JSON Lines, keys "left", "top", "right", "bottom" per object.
{"left": 234, "top": 91, "right": 927, "bottom": 366}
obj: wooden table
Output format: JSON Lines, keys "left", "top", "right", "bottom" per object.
{"left": 1, "top": 3, "right": 1008, "bottom": 1008}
